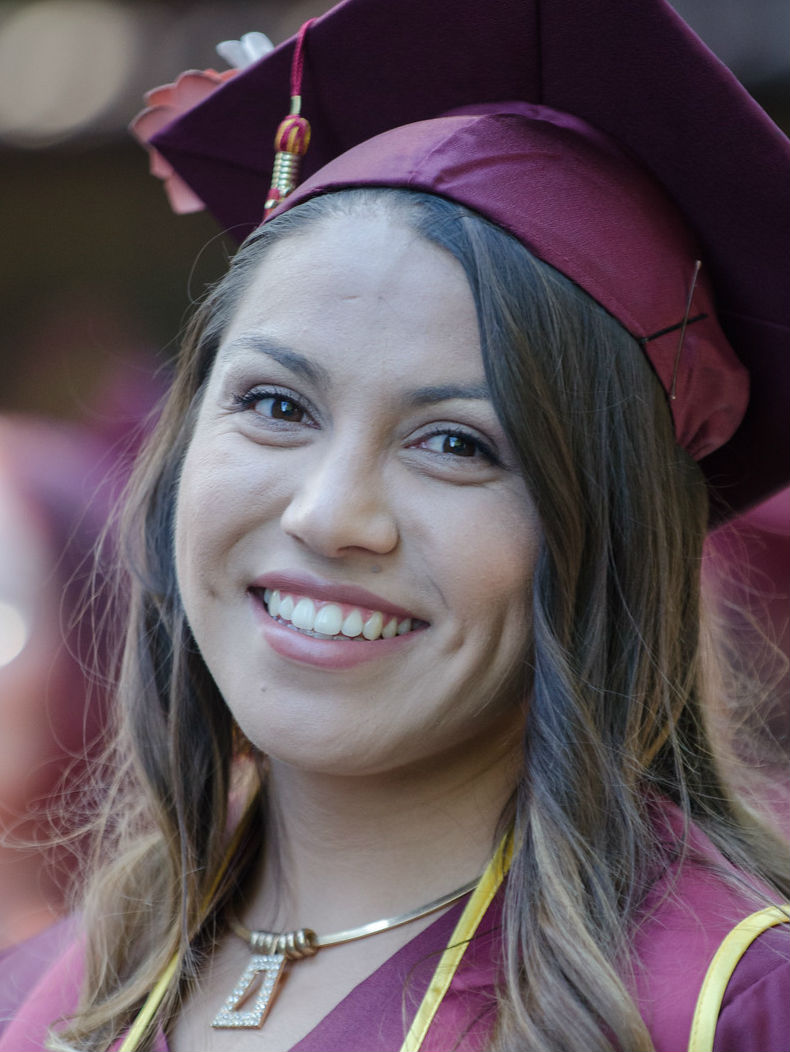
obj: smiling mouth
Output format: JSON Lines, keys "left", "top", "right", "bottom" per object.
{"left": 256, "top": 589, "right": 427, "bottom": 641}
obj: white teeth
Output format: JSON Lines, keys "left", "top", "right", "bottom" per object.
{"left": 313, "top": 603, "right": 343, "bottom": 636}
{"left": 362, "top": 611, "right": 383, "bottom": 641}
{"left": 262, "top": 590, "right": 418, "bottom": 640}
{"left": 291, "top": 597, "right": 316, "bottom": 631}
{"left": 341, "top": 609, "right": 364, "bottom": 637}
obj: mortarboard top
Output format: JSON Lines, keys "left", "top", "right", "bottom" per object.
{"left": 147, "top": 0, "right": 789, "bottom": 519}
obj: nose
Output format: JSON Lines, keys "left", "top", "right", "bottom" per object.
{"left": 280, "top": 443, "right": 399, "bottom": 558}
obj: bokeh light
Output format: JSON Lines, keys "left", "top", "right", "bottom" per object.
{"left": 0, "top": 0, "right": 138, "bottom": 146}
{"left": 0, "top": 600, "right": 29, "bottom": 668}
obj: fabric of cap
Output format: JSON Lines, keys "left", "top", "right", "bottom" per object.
{"left": 268, "top": 102, "right": 746, "bottom": 465}
{"left": 149, "top": 0, "right": 789, "bottom": 518}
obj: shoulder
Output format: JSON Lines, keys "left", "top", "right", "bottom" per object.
{"left": 0, "top": 934, "right": 85, "bottom": 1051}
{"left": 0, "top": 916, "right": 78, "bottom": 1037}
{"left": 0, "top": 936, "right": 170, "bottom": 1052}
{"left": 712, "top": 920, "right": 789, "bottom": 1052}
{"left": 632, "top": 804, "right": 789, "bottom": 1052}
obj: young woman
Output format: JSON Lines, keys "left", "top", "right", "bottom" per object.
{"left": 4, "top": 1, "right": 787, "bottom": 1050}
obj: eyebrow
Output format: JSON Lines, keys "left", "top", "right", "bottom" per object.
{"left": 223, "top": 335, "right": 330, "bottom": 386}
{"left": 405, "top": 382, "right": 491, "bottom": 406}
{"left": 223, "top": 334, "right": 491, "bottom": 405}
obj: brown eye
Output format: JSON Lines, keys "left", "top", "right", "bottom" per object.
{"left": 268, "top": 397, "right": 303, "bottom": 421}
{"left": 442, "top": 433, "right": 476, "bottom": 457}
{"left": 248, "top": 394, "right": 305, "bottom": 421}
{"left": 420, "top": 430, "right": 492, "bottom": 461}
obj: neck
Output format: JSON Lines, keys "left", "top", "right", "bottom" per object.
{"left": 245, "top": 714, "right": 521, "bottom": 934}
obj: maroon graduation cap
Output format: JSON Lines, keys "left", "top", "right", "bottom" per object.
{"left": 143, "top": 0, "right": 789, "bottom": 519}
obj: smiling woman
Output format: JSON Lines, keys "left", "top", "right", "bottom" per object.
{"left": 174, "top": 205, "right": 538, "bottom": 779}
{"left": 3, "top": 2, "right": 789, "bottom": 1051}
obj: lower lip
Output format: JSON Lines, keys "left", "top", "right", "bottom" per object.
{"left": 250, "top": 595, "right": 423, "bottom": 670}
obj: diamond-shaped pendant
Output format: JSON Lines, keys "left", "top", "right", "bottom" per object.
{"left": 211, "top": 952, "right": 288, "bottom": 1029}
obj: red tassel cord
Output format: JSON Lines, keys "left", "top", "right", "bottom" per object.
{"left": 264, "top": 20, "right": 315, "bottom": 215}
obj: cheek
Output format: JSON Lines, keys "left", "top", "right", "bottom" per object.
{"left": 174, "top": 441, "right": 235, "bottom": 605}
{"left": 445, "top": 497, "right": 540, "bottom": 627}
{"left": 174, "top": 433, "right": 290, "bottom": 611}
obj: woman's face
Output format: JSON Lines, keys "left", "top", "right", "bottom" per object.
{"left": 175, "top": 210, "right": 540, "bottom": 776}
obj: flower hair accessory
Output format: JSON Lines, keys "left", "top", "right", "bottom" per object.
{"left": 130, "top": 32, "right": 273, "bottom": 214}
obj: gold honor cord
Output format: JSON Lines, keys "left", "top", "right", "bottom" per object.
{"left": 399, "top": 834, "right": 513, "bottom": 1052}
{"left": 687, "top": 904, "right": 790, "bottom": 1052}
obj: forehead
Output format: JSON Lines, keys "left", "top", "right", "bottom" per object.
{"left": 217, "top": 212, "right": 484, "bottom": 386}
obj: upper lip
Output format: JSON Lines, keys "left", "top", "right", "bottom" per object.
{"left": 248, "top": 570, "right": 422, "bottom": 622}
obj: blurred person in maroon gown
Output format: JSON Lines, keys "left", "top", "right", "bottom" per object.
{"left": 0, "top": 416, "right": 123, "bottom": 1033}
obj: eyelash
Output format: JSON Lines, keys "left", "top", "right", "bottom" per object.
{"left": 231, "top": 387, "right": 500, "bottom": 465}
{"left": 417, "top": 427, "right": 500, "bottom": 465}
{"left": 231, "top": 386, "right": 312, "bottom": 422}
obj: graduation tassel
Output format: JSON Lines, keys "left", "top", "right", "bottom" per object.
{"left": 264, "top": 20, "right": 314, "bottom": 215}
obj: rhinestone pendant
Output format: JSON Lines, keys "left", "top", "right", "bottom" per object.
{"left": 211, "top": 952, "right": 287, "bottom": 1029}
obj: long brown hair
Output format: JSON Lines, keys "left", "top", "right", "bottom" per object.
{"left": 55, "top": 189, "right": 788, "bottom": 1051}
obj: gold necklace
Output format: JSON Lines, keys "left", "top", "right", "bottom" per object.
{"left": 211, "top": 875, "right": 480, "bottom": 1029}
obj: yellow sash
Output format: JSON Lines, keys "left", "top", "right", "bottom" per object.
{"left": 399, "top": 836, "right": 511, "bottom": 1052}
{"left": 687, "top": 904, "right": 790, "bottom": 1052}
